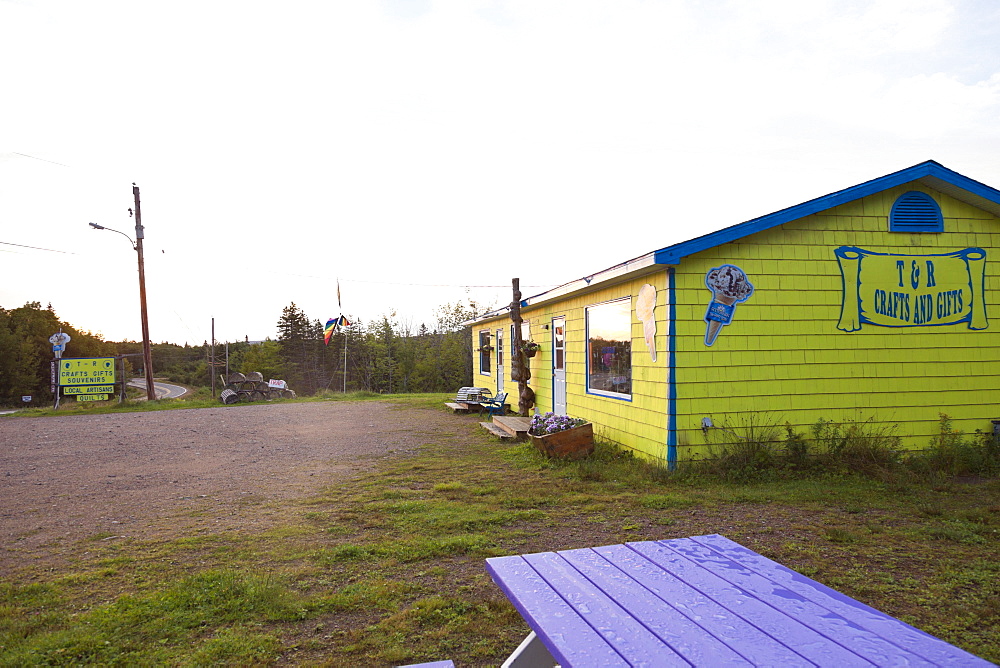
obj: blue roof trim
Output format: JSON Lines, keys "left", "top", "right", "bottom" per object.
{"left": 653, "top": 160, "right": 1000, "bottom": 265}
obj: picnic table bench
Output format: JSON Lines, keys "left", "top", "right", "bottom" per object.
{"left": 445, "top": 387, "right": 493, "bottom": 413}
{"left": 486, "top": 533, "right": 989, "bottom": 667}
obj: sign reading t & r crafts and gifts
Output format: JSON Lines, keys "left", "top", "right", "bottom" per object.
{"left": 835, "top": 247, "right": 987, "bottom": 332}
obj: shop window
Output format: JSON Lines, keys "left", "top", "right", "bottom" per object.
{"left": 586, "top": 298, "right": 632, "bottom": 398}
{"left": 478, "top": 331, "right": 491, "bottom": 375}
{"left": 890, "top": 191, "right": 943, "bottom": 232}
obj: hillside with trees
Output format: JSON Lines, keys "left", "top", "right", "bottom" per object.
{"left": 0, "top": 300, "right": 489, "bottom": 406}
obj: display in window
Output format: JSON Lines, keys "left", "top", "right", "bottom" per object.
{"left": 587, "top": 299, "right": 632, "bottom": 397}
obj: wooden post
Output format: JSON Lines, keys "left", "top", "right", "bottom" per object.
{"left": 211, "top": 317, "right": 216, "bottom": 398}
{"left": 509, "top": 278, "right": 535, "bottom": 416}
{"left": 133, "top": 184, "right": 156, "bottom": 402}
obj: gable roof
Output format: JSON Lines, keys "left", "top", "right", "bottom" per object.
{"left": 472, "top": 160, "right": 1000, "bottom": 321}
{"left": 653, "top": 160, "right": 1000, "bottom": 265}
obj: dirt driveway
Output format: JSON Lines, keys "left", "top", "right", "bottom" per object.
{"left": 0, "top": 401, "right": 465, "bottom": 575}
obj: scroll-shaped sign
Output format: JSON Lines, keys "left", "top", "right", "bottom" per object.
{"left": 268, "top": 379, "right": 287, "bottom": 389}
{"left": 835, "top": 246, "right": 987, "bottom": 332}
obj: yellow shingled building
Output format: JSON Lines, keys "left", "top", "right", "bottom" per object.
{"left": 468, "top": 161, "right": 999, "bottom": 466}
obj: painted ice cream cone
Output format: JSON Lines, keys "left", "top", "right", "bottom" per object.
{"left": 636, "top": 284, "right": 657, "bottom": 362}
{"left": 642, "top": 320, "right": 656, "bottom": 361}
{"left": 704, "top": 265, "right": 753, "bottom": 346}
{"left": 705, "top": 319, "right": 725, "bottom": 346}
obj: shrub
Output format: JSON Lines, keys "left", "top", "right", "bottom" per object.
{"left": 783, "top": 422, "right": 811, "bottom": 468}
{"left": 699, "top": 416, "right": 782, "bottom": 481}
{"left": 906, "top": 414, "right": 1000, "bottom": 477}
{"left": 811, "top": 417, "right": 901, "bottom": 475}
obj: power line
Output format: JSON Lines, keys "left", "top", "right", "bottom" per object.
{"left": 0, "top": 240, "right": 76, "bottom": 254}
{"left": 11, "top": 152, "right": 71, "bottom": 167}
{"left": 280, "top": 272, "right": 551, "bottom": 289}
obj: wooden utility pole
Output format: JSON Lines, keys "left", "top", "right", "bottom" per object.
{"left": 133, "top": 184, "right": 156, "bottom": 401}
{"left": 211, "top": 318, "right": 216, "bottom": 398}
{"left": 509, "top": 278, "right": 535, "bottom": 416}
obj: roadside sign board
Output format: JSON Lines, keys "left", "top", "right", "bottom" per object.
{"left": 59, "top": 358, "right": 116, "bottom": 386}
{"left": 77, "top": 394, "right": 109, "bottom": 402}
{"left": 63, "top": 385, "right": 116, "bottom": 395}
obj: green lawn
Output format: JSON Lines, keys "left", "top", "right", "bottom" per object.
{"left": 2, "top": 396, "right": 998, "bottom": 666}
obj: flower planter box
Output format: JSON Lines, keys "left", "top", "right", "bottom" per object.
{"left": 529, "top": 422, "right": 594, "bottom": 460}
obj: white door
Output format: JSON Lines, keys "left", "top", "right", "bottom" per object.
{"left": 495, "top": 327, "right": 505, "bottom": 394}
{"left": 552, "top": 317, "right": 566, "bottom": 414}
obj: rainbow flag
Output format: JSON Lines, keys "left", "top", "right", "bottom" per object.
{"left": 323, "top": 315, "right": 351, "bottom": 346}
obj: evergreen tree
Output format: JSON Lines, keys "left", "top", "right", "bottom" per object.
{"left": 276, "top": 303, "right": 322, "bottom": 394}
{"left": 241, "top": 340, "right": 285, "bottom": 381}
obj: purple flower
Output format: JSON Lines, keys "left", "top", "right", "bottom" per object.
{"left": 529, "top": 412, "right": 588, "bottom": 436}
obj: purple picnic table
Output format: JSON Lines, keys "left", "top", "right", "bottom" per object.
{"left": 486, "top": 534, "right": 990, "bottom": 667}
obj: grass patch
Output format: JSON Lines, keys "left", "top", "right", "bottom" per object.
{"left": 1, "top": 570, "right": 299, "bottom": 665}
{"left": 2, "top": 396, "right": 998, "bottom": 666}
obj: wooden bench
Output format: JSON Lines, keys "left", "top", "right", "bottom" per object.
{"left": 445, "top": 387, "right": 492, "bottom": 413}
{"left": 486, "top": 533, "right": 990, "bottom": 667}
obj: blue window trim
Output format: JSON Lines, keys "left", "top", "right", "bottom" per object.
{"left": 585, "top": 297, "right": 633, "bottom": 402}
{"left": 889, "top": 191, "right": 943, "bottom": 232}
{"left": 666, "top": 268, "right": 677, "bottom": 470}
{"left": 478, "top": 330, "right": 491, "bottom": 376}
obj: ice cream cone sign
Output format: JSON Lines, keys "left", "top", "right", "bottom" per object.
{"left": 636, "top": 284, "right": 657, "bottom": 361}
{"left": 704, "top": 265, "right": 754, "bottom": 346}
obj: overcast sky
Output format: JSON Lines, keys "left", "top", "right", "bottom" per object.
{"left": 2, "top": 0, "right": 999, "bottom": 346}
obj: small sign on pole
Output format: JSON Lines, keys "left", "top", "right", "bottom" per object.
{"left": 49, "top": 332, "right": 70, "bottom": 360}
{"left": 49, "top": 332, "right": 71, "bottom": 345}
{"left": 21, "top": 396, "right": 31, "bottom": 403}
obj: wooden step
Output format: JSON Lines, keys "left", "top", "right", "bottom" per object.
{"left": 445, "top": 402, "right": 472, "bottom": 413}
{"left": 480, "top": 421, "right": 515, "bottom": 440}
{"left": 491, "top": 415, "right": 531, "bottom": 440}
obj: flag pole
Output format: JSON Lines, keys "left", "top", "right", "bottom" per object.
{"left": 338, "top": 278, "right": 346, "bottom": 393}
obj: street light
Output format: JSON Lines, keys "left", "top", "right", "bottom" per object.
{"left": 89, "top": 184, "right": 156, "bottom": 401}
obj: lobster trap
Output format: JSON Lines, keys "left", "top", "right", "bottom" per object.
{"left": 219, "top": 372, "right": 297, "bottom": 404}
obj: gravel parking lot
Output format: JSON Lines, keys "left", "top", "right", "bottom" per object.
{"left": 0, "top": 401, "right": 465, "bottom": 574}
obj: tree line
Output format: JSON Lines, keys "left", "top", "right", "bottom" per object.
{"left": 0, "top": 300, "right": 488, "bottom": 405}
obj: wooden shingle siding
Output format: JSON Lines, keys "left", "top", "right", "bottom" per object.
{"left": 475, "top": 273, "right": 670, "bottom": 461}
{"left": 675, "top": 186, "right": 1000, "bottom": 460}
{"left": 471, "top": 169, "right": 1000, "bottom": 466}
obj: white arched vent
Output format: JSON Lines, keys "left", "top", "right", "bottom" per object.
{"left": 890, "top": 191, "right": 943, "bottom": 232}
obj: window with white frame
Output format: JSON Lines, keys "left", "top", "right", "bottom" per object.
{"left": 586, "top": 298, "right": 632, "bottom": 398}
